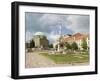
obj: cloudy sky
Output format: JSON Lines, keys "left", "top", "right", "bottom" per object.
{"left": 25, "top": 12, "right": 89, "bottom": 43}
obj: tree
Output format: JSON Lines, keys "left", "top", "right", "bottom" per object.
{"left": 55, "top": 44, "right": 58, "bottom": 51}
{"left": 71, "top": 42, "right": 78, "bottom": 50}
{"left": 49, "top": 44, "right": 53, "bottom": 48}
{"left": 81, "top": 39, "right": 87, "bottom": 50}
{"left": 65, "top": 42, "right": 72, "bottom": 50}
{"left": 30, "top": 40, "right": 35, "bottom": 48}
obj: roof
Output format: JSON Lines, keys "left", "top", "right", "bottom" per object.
{"left": 34, "top": 32, "right": 45, "bottom": 36}
{"left": 63, "top": 33, "right": 89, "bottom": 42}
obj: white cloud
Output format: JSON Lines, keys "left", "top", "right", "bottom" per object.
{"left": 38, "top": 14, "right": 89, "bottom": 34}
{"left": 48, "top": 34, "right": 60, "bottom": 43}
{"left": 39, "top": 14, "right": 58, "bottom": 25}
{"left": 39, "top": 14, "right": 67, "bottom": 28}
{"left": 26, "top": 31, "right": 33, "bottom": 42}
{"left": 26, "top": 13, "right": 89, "bottom": 43}
{"left": 66, "top": 15, "right": 89, "bottom": 33}
{"left": 46, "top": 29, "right": 61, "bottom": 43}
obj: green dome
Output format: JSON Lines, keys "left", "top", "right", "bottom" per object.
{"left": 34, "top": 32, "right": 45, "bottom": 36}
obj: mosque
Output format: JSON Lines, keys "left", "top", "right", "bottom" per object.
{"left": 33, "top": 32, "right": 49, "bottom": 49}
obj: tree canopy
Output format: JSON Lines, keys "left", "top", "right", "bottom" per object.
{"left": 71, "top": 42, "right": 78, "bottom": 50}
{"left": 65, "top": 42, "right": 72, "bottom": 50}
{"left": 81, "top": 39, "right": 87, "bottom": 50}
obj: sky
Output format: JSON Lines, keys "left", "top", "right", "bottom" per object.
{"left": 25, "top": 12, "right": 89, "bottom": 43}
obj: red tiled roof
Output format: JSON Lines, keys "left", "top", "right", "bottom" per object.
{"left": 63, "top": 33, "right": 89, "bottom": 42}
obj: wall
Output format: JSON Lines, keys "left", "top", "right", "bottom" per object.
{"left": 0, "top": 0, "right": 99, "bottom": 81}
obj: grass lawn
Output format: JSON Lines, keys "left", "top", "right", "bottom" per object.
{"left": 40, "top": 52, "right": 89, "bottom": 64}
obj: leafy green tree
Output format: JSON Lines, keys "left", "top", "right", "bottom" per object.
{"left": 49, "top": 44, "right": 53, "bottom": 48}
{"left": 71, "top": 42, "right": 78, "bottom": 50}
{"left": 81, "top": 39, "right": 87, "bottom": 50}
{"left": 65, "top": 42, "right": 72, "bottom": 50}
{"left": 30, "top": 40, "right": 35, "bottom": 48}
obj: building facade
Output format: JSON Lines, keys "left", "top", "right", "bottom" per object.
{"left": 33, "top": 32, "right": 49, "bottom": 49}
{"left": 53, "top": 33, "right": 89, "bottom": 50}
{"left": 63, "top": 33, "right": 89, "bottom": 50}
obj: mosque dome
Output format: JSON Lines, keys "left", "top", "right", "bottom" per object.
{"left": 34, "top": 32, "right": 45, "bottom": 36}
